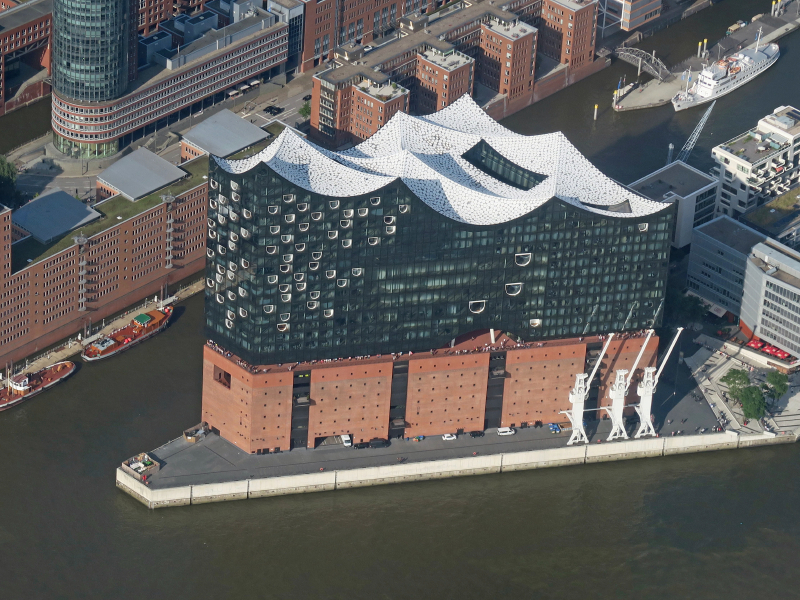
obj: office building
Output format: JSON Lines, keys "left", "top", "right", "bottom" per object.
{"left": 51, "top": 2, "right": 288, "bottom": 158}
{"left": 200, "top": 96, "right": 672, "bottom": 451}
{"left": 265, "top": 0, "right": 304, "bottom": 69}
{"left": 629, "top": 160, "right": 718, "bottom": 249}
{"left": 597, "top": 0, "right": 659, "bottom": 35}
{"left": 711, "top": 105, "right": 800, "bottom": 219}
{"left": 686, "top": 216, "right": 765, "bottom": 317}
{"left": 0, "top": 0, "right": 52, "bottom": 117}
{"left": 741, "top": 241, "right": 800, "bottom": 355}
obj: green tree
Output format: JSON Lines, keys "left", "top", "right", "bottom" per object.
{"left": 765, "top": 370, "right": 789, "bottom": 400}
{"left": 0, "top": 155, "right": 17, "bottom": 208}
{"left": 721, "top": 368, "right": 750, "bottom": 400}
{"left": 298, "top": 101, "right": 312, "bottom": 120}
{"left": 740, "top": 385, "right": 766, "bottom": 420}
{"left": 665, "top": 286, "right": 706, "bottom": 324}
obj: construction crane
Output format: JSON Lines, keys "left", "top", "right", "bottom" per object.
{"left": 675, "top": 100, "right": 716, "bottom": 164}
{"left": 561, "top": 333, "right": 615, "bottom": 445}
{"left": 604, "top": 329, "right": 655, "bottom": 441}
{"left": 634, "top": 327, "right": 684, "bottom": 438}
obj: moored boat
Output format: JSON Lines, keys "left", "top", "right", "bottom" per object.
{"left": 81, "top": 305, "right": 174, "bottom": 362}
{"left": 672, "top": 31, "right": 779, "bottom": 111}
{"left": 0, "top": 361, "right": 76, "bottom": 411}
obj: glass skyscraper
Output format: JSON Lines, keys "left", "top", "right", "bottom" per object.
{"left": 204, "top": 96, "right": 675, "bottom": 366}
{"left": 52, "top": 0, "right": 131, "bottom": 102}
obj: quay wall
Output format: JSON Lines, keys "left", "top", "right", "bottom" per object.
{"left": 117, "top": 432, "right": 799, "bottom": 509}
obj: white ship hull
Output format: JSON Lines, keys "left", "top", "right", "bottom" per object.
{"left": 672, "top": 44, "right": 779, "bottom": 111}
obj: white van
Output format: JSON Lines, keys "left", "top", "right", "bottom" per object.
{"left": 341, "top": 434, "right": 352, "bottom": 447}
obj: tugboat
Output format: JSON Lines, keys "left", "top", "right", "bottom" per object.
{"left": 81, "top": 305, "right": 174, "bottom": 362}
{"left": 0, "top": 361, "right": 76, "bottom": 411}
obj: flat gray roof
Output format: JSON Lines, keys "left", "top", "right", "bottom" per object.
{"left": 0, "top": 0, "right": 51, "bottom": 33}
{"left": 696, "top": 215, "right": 766, "bottom": 255}
{"left": 12, "top": 188, "right": 101, "bottom": 244}
{"left": 183, "top": 109, "right": 268, "bottom": 157}
{"left": 98, "top": 148, "right": 187, "bottom": 201}
{"left": 629, "top": 161, "right": 716, "bottom": 200}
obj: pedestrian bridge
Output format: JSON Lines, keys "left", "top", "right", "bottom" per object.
{"left": 614, "top": 47, "right": 671, "bottom": 82}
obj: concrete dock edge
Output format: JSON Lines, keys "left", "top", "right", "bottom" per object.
{"left": 116, "top": 432, "right": 800, "bottom": 509}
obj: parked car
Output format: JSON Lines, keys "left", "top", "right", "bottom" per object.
{"left": 303, "top": 94, "right": 313, "bottom": 101}
{"left": 497, "top": 427, "right": 516, "bottom": 436}
{"left": 442, "top": 433, "right": 457, "bottom": 441}
{"left": 341, "top": 434, "right": 352, "bottom": 447}
{"left": 369, "top": 438, "right": 390, "bottom": 448}
{"left": 468, "top": 430, "right": 485, "bottom": 438}
{"left": 354, "top": 442, "right": 370, "bottom": 449}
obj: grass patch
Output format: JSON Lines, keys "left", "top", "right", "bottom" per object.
{"left": 744, "top": 189, "right": 800, "bottom": 228}
{"left": 266, "top": 122, "right": 286, "bottom": 138}
{"left": 11, "top": 155, "right": 209, "bottom": 273}
{"left": 226, "top": 136, "right": 276, "bottom": 160}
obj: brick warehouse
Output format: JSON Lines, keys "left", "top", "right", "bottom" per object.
{"left": 0, "top": 155, "right": 209, "bottom": 367}
{"left": 201, "top": 331, "right": 658, "bottom": 451}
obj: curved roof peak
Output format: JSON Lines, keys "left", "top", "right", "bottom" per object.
{"left": 212, "top": 96, "right": 665, "bottom": 224}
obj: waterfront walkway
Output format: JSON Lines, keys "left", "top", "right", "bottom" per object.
{"left": 614, "top": 2, "right": 800, "bottom": 111}
{"left": 6, "top": 278, "right": 204, "bottom": 378}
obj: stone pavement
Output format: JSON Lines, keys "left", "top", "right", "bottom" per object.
{"left": 683, "top": 333, "right": 800, "bottom": 435}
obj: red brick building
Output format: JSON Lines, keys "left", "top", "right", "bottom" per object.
{"left": 0, "top": 0, "right": 52, "bottom": 118}
{"left": 310, "top": 4, "right": 539, "bottom": 146}
{"left": 201, "top": 331, "right": 659, "bottom": 453}
{"left": 0, "top": 155, "right": 210, "bottom": 367}
{"left": 534, "top": 0, "right": 597, "bottom": 68}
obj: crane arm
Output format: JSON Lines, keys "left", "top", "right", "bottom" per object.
{"left": 625, "top": 329, "right": 654, "bottom": 391}
{"left": 584, "top": 333, "right": 615, "bottom": 400}
{"left": 653, "top": 327, "right": 684, "bottom": 387}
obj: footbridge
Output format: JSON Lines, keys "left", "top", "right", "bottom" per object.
{"left": 614, "top": 47, "right": 671, "bottom": 82}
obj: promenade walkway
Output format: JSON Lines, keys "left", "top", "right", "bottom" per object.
{"left": 6, "top": 278, "right": 204, "bottom": 378}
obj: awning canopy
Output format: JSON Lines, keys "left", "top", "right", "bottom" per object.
{"left": 686, "top": 290, "right": 727, "bottom": 317}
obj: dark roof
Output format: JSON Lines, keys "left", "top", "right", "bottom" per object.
{"left": 98, "top": 148, "right": 187, "bottom": 200}
{"left": 629, "top": 161, "right": 716, "bottom": 200}
{"left": 12, "top": 188, "right": 101, "bottom": 244}
{"left": 695, "top": 216, "right": 766, "bottom": 255}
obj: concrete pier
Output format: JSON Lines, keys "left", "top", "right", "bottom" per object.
{"left": 116, "top": 431, "right": 798, "bottom": 509}
{"left": 614, "top": 5, "right": 800, "bottom": 111}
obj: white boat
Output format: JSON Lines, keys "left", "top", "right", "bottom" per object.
{"left": 672, "top": 32, "right": 779, "bottom": 111}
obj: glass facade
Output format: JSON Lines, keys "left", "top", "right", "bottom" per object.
{"left": 52, "top": 0, "right": 131, "bottom": 102}
{"left": 204, "top": 161, "right": 675, "bottom": 366}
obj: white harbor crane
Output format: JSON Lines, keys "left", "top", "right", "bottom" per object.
{"left": 560, "top": 333, "right": 615, "bottom": 445}
{"left": 604, "top": 329, "right": 655, "bottom": 441}
{"left": 675, "top": 100, "right": 716, "bottom": 163}
{"left": 634, "top": 327, "right": 684, "bottom": 438}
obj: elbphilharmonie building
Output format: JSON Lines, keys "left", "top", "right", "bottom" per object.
{"left": 205, "top": 96, "right": 674, "bottom": 366}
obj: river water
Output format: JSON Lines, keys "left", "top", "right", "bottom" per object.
{"left": 4, "top": 1, "right": 800, "bottom": 598}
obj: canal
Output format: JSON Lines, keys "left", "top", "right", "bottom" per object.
{"left": 3, "top": 1, "right": 800, "bottom": 598}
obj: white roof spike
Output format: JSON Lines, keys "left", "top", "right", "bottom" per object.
{"left": 213, "top": 96, "right": 666, "bottom": 225}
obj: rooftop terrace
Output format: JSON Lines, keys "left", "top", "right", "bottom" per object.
{"left": 355, "top": 79, "right": 408, "bottom": 101}
{"left": 742, "top": 186, "right": 800, "bottom": 234}
{"left": 419, "top": 48, "right": 473, "bottom": 71}
{"left": 11, "top": 156, "right": 209, "bottom": 273}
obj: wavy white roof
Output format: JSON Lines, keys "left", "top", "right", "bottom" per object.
{"left": 214, "top": 96, "right": 665, "bottom": 225}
